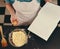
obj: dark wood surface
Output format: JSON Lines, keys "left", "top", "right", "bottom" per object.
{"left": 0, "top": 25, "right": 60, "bottom": 49}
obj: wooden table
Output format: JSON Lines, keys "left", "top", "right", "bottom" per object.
{"left": 0, "top": 25, "right": 60, "bottom": 49}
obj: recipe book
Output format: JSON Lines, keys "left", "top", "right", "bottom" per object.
{"left": 28, "top": 2, "right": 60, "bottom": 41}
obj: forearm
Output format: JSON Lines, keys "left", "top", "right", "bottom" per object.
{"left": 5, "top": 3, "right": 15, "bottom": 16}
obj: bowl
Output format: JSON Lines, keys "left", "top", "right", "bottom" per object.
{"left": 9, "top": 29, "right": 28, "bottom": 47}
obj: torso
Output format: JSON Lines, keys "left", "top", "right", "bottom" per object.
{"left": 11, "top": 0, "right": 41, "bottom": 25}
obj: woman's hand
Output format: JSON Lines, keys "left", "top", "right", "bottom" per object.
{"left": 10, "top": 15, "right": 19, "bottom": 26}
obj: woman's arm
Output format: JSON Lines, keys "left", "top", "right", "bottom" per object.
{"left": 5, "top": 3, "right": 19, "bottom": 26}
{"left": 5, "top": 3, "right": 15, "bottom": 16}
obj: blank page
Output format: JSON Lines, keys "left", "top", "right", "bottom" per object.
{"left": 28, "top": 2, "right": 60, "bottom": 41}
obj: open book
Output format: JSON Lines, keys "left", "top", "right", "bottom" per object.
{"left": 28, "top": 2, "right": 60, "bottom": 41}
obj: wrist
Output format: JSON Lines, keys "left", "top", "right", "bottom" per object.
{"left": 11, "top": 13, "right": 16, "bottom": 17}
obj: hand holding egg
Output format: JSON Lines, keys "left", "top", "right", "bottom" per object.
{"left": 12, "top": 19, "right": 18, "bottom": 26}
{"left": 10, "top": 15, "right": 19, "bottom": 26}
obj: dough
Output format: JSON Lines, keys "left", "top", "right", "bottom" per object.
{"left": 12, "top": 31, "right": 28, "bottom": 47}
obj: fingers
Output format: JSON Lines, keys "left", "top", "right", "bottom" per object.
{"left": 12, "top": 19, "right": 19, "bottom": 26}
{"left": 10, "top": 17, "right": 19, "bottom": 26}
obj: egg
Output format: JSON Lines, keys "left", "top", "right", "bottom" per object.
{"left": 12, "top": 20, "right": 18, "bottom": 26}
